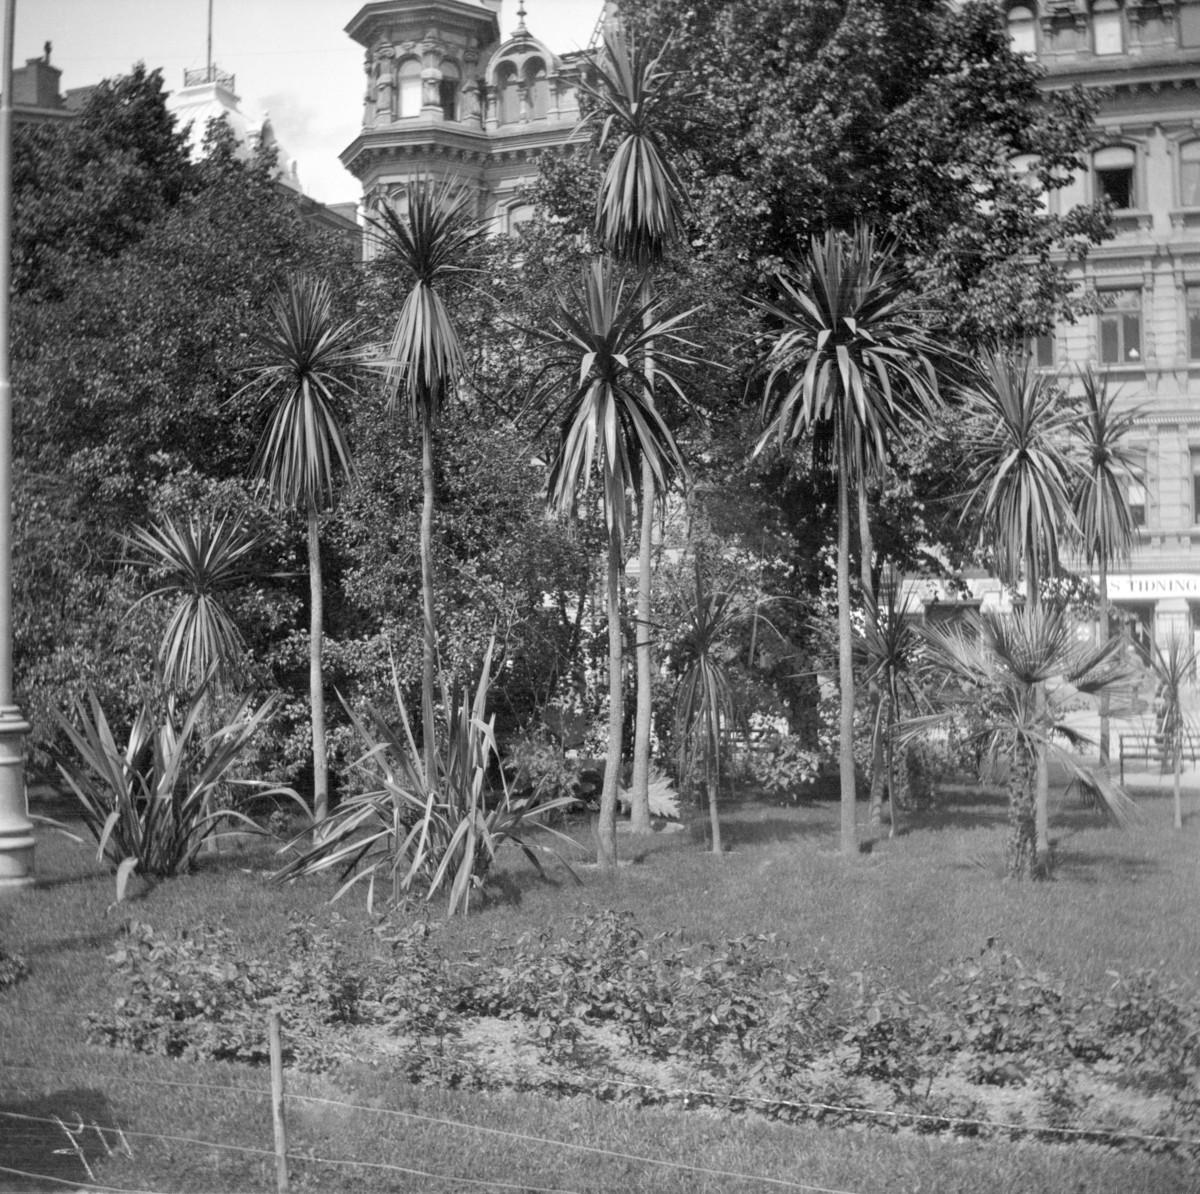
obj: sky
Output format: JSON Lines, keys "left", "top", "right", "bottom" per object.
{"left": 14, "top": 0, "right": 604, "bottom": 205}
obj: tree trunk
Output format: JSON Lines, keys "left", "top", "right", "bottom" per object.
{"left": 1029, "top": 569, "right": 1051, "bottom": 871}
{"left": 630, "top": 456, "right": 655, "bottom": 834}
{"left": 307, "top": 509, "right": 328, "bottom": 825}
{"left": 598, "top": 532, "right": 623, "bottom": 869}
{"left": 707, "top": 770, "right": 722, "bottom": 855}
{"left": 1174, "top": 744, "right": 1183, "bottom": 830}
{"left": 858, "top": 484, "right": 886, "bottom": 836}
{"left": 421, "top": 418, "right": 438, "bottom": 785}
{"left": 1098, "top": 556, "right": 1111, "bottom": 768}
{"left": 1006, "top": 746, "right": 1036, "bottom": 879}
{"left": 837, "top": 465, "right": 858, "bottom": 855}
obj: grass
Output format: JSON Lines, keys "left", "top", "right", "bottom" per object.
{"left": 2, "top": 777, "right": 1199, "bottom": 1193}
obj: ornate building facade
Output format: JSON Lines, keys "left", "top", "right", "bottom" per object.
{"left": 1008, "top": 0, "right": 1200, "bottom": 649}
{"left": 340, "top": 1, "right": 612, "bottom": 239}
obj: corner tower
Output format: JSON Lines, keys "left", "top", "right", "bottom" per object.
{"left": 341, "top": 0, "right": 587, "bottom": 242}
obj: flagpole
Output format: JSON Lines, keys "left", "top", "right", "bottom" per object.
{"left": 0, "top": 0, "right": 34, "bottom": 891}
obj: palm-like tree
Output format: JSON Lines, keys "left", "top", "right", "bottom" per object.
{"left": 527, "top": 258, "right": 694, "bottom": 868}
{"left": 855, "top": 578, "right": 927, "bottom": 838}
{"left": 921, "top": 606, "right": 1137, "bottom": 878}
{"left": 369, "top": 179, "right": 484, "bottom": 781}
{"left": 584, "top": 26, "right": 689, "bottom": 833}
{"left": 670, "top": 564, "right": 748, "bottom": 854}
{"left": 241, "top": 275, "right": 361, "bottom": 825}
{"left": 1141, "top": 634, "right": 1197, "bottom": 830}
{"left": 126, "top": 511, "right": 262, "bottom": 693}
{"left": 959, "top": 350, "right": 1083, "bottom": 863}
{"left": 1069, "top": 368, "right": 1143, "bottom": 768}
{"left": 756, "top": 225, "right": 942, "bottom": 856}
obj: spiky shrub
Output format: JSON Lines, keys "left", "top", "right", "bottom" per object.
{"left": 54, "top": 687, "right": 285, "bottom": 899}
{"left": 274, "top": 644, "right": 582, "bottom": 915}
{"left": 919, "top": 606, "right": 1137, "bottom": 878}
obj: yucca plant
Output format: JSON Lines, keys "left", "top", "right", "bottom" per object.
{"left": 1140, "top": 634, "right": 1198, "bottom": 831}
{"left": 54, "top": 686, "right": 287, "bottom": 901}
{"left": 274, "top": 643, "right": 582, "bottom": 915}
{"left": 126, "top": 510, "right": 263, "bottom": 692}
{"left": 919, "top": 605, "right": 1137, "bottom": 879}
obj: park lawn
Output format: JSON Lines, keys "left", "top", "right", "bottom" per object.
{"left": 1, "top": 778, "right": 1198, "bottom": 1193}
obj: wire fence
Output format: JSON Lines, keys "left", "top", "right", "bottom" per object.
{"left": 4, "top": 1024, "right": 1200, "bottom": 1194}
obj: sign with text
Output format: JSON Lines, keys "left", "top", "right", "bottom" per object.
{"left": 1105, "top": 574, "right": 1200, "bottom": 600}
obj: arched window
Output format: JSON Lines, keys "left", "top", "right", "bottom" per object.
{"left": 398, "top": 58, "right": 422, "bottom": 118}
{"left": 525, "top": 58, "right": 549, "bottom": 119}
{"left": 1181, "top": 141, "right": 1200, "bottom": 207}
{"left": 1094, "top": 145, "right": 1135, "bottom": 209}
{"left": 497, "top": 61, "right": 520, "bottom": 124}
{"left": 1008, "top": 6, "right": 1037, "bottom": 57}
{"left": 1093, "top": 1, "right": 1124, "bottom": 56}
{"left": 439, "top": 61, "right": 460, "bottom": 121}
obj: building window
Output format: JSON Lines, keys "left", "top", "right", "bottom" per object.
{"left": 1098, "top": 289, "right": 1142, "bottom": 364}
{"left": 525, "top": 59, "right": 549, "bottom": 120}
{"left": 1188, "top": 286, "right": 1200, "bottom": 359}
{"left": 439, "top": 62, "right": 459, "bottom": 121}
{"left": 1128, "top": 478, "right": 1146, "bottom": 528}
{"left": 1095, "top": 145, "right": 1135, "bottom": 209}
{"left": 497, "top": 61, "right": 520, "bottom": 124}
{"left": 1192, "top": 452, "right": 1200, "bottom": 525}
{"left": 1008, "top": 6, "right": 1037, "bottom": 57}
{"left": 1028, "top": 331, "right": 1055, "bottom": 368}
{"left": 1182, "top": 142, "right": 1200, "bottom": 207}
{"left": 1183, "top": 4, "right": 1200, "bottom": 46}
{"left": 1093, "top": 1, "right": 1124, "bottom": 56}
{"left": 398, "top": 59, "right": 422, "bottom": 118}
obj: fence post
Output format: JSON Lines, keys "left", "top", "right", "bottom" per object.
{"left": 268, "top": 1010, "right": 289, "bottom": 1194}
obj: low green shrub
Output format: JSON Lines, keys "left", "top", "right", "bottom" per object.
{"left": 88, "top": 917, "right": 374, "bottom": 1069}
{"left": 750, "top": 735, "right": 820, "bottom": 801}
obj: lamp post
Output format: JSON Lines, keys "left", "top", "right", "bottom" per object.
{"left": 0, "top": 0, "right": 33, "bottom": 891}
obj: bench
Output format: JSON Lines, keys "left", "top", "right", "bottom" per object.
{"left": 1118, "top": 732, "right": 1200, "bottom": 785}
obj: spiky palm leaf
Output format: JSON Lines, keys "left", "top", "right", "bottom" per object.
{"left": 243, "top": 275, "right": 361, "bottom": 513}
{"left": 126, "top": 512, "right": 263, "bottom": 691}
{"left": 528, "top": 258, "right": 696, "bottom": 540}
{"left": 755, "top": 225, "right": 943, "bottom": 471}
{"left": 959, "top": 350, "right": 1083, "bottom": 593}
{"left": 368, "top": 178, "right": 485, "bottom": 423}
{"left": 583, "top": 28, "right": 687, "bottom": 268}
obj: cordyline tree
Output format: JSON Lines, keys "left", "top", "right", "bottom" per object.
{"left": 583, "top": 25, "right": 692, "bottom": 833}
{"left": 958, "top": 350, "right": 1082, "bottom": 869}
{"left": 241, "top": 276, "right": 362, "bottom": 825}
{"left": 756, "top": 226, "right": 942, "bottom": 857}
{"left": 370, "top": 180, "right": 485, "bottom": 780}
{"left": 526, "top": 259, "right": 695, "bottom": 869}
{"left": 1068, "top": 368, "right": 1143, "bottom": 769}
